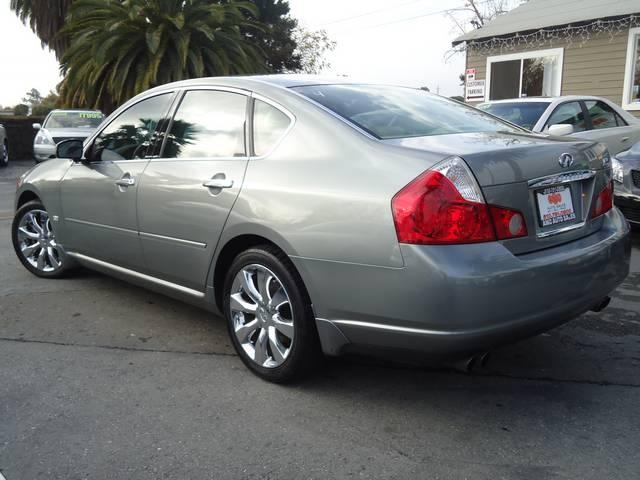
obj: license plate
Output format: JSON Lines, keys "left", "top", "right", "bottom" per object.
{"left": 536, "top": 185, "right": 576, "bottom": 227}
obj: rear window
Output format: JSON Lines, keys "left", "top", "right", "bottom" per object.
{"left": 292, "top": 84, "right": 519, "bottom": 140}
{"left": 44, "top": 111, "right": 104, "bottom": 129}
{"left": 477, "top": 102, "right": 550, "bottom": 130}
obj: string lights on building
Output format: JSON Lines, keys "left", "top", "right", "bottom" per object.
{"left": 466, "top": 15, "right": 640, "bottom": 54}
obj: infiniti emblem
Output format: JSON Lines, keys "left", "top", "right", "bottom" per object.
{"left": 558, "top": 153, "right": 574, "bottom": 168}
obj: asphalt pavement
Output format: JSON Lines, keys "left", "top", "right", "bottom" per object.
{"left": 1, "top": 160, "right": 640, "bottom": 479}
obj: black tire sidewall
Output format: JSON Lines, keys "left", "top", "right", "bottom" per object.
{"left": 12, "top": 200, "right": 68, "bottom": 278}
{"left": 223, "top": 246, "right": 320, "bottom": 383}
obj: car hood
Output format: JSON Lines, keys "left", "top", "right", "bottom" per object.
{"left": 43, "top": 127, "right": 96, "bottom": 138}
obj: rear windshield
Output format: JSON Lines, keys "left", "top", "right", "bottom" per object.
{"left": 477, "top": 102, "right": 550, "bottom": 130}
{"left": 44, "top": 111, "right": 104, "bottom": 129}
{"left": 292, "top": 84, "right": 519, "bottom": 140}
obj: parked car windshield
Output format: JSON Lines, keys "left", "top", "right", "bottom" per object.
{"left": 44, "top": 111, "right": 104, "bottom": 129}
{"left": 292, "top": 84, "right": 520, "bottom": 139}
{"left": 477, "top": 102, "right": 550, "bottom": 130}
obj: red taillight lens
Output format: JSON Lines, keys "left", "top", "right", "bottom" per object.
{"left": 489, "top": 205, "right": 527, "bottom": 240}
{"left": 392, "top": 170, "right": 496, "bottom": 245}
{"left": 591, "top": 180, "right": 613, "bottom": 218}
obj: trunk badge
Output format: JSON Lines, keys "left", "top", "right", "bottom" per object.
{"left": 558, "top": 153, "right": 574, "bottom": 168}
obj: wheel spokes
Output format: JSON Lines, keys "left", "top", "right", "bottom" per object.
{"left": 230, "top": 292, "right": 257, "bottom": 314}
{"left": 254, "top": 328, "right": 269, "bottom": 366}
{"left": 241, "top": 269, "right": 262, "bottom": 304}
{"left": 18, "top": 226, "right": 39, "bottom": 240}
{"left": 273, "top": 314, "right": 294, "bottom": 340}
{"left": 235, "top": 319, "right": 260, "bottom": 344}
{"left": 268, "top": 327, "right": 287, "bottom": 364}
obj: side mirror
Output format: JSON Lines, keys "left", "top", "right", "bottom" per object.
{"left": 32, "top": 123, "right": 42, "bottom": 131}
{"left": 548, "top": 124, "right": 574, "bottom": 137}
{"left": 56, "top": 139, "right": 84, "bottom": 162}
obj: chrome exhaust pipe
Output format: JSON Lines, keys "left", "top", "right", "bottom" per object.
{"left": 590, "top": 296, "right": 611, "bottom": 313}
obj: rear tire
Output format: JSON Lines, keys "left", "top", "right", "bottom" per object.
{"left": 223, "top": 245, "right": 322, "bottom": 383}
{"left": 12, "top": 200, "right": 70, "bottom": 278}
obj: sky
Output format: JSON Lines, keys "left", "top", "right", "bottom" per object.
{"left": 0, "top": 0, "right": 468, "bottom": 107}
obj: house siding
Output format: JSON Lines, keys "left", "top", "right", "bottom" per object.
{"left": 465, "top": 26, "right": 640, "bottom": 118}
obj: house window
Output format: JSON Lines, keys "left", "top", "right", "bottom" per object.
{"left": 622, "top": 27, "right": 640, "bottom": 111}
{"left": 486, "top": 48, "right": 563, "bottom": 101}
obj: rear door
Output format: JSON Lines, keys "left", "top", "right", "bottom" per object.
{"left": 136, "top": 88, "right": 249, "bottom": 290}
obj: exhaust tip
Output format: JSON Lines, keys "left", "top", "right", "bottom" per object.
{"left": 590, "top": 296, "right": 611, "bottom": 313}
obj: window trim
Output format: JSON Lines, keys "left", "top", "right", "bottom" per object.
{"left": 622, "top": 26, "right": 640, "bottom": 111}
{"left": 485, "top": 47, "right": 564, "bottom": 102}
{"left": 250, "top": 93, "right": 296, "bottom": 159}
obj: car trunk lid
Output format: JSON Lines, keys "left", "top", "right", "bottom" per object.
{"left": 385, "top": 131, "right": 612, "bottom": 254}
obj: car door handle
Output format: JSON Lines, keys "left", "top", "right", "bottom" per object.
{"left": 203, "top": 178, "right": 234, "bottom": 189}
{"left": 115, "top": 177, "right": 136, "bottom": 187}
{"left": 621, "top": 137, "right": 630, "bottom": 142}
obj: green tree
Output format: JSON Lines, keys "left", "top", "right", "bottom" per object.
{"left": 22, "top": 88, "right": 44, "bottom": 108}
{"left": 243, "top": 0, "right": 300, "bottom": 72}
{"left": 292, "top": 28, "right": 336, "bottom": 74}
{"left": 13, "top": 104, "right": 29, "bottom": 116}
{"left": 10, "top": 0, "right": 73, "bottom": 59}
{"left": 33, "top": 90, "right": 60, "bottom": 116}
{"left": 59, "top": 0, "right": 267, "bottom": 112}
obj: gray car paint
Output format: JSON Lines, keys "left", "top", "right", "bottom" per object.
{"left": 14, "top": 75, "right": 631, "bottom": 361}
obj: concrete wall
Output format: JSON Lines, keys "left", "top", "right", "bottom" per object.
{"left": 465, "top": 26, "right": 639, "bottom": 117}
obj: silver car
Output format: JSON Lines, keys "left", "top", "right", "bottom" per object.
{"left": 12, "top": 76, "right": 631, "bottom": 382}
{"left": 33, "top": 109, "right": 104, "bottom": 163}
{"left": 0, "top": 123, "right": 8, "bottom": 167}
{"left": 478, "top": 96, "right": 640, "bottom": 155}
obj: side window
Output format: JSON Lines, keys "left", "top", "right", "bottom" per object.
{"left": 584, "top": 100, "right": 626, "bottom": 129}
{"left": 253, "top": 99, "right": 292, "bottom": 156}
{"left": 546, "top": 102, "right": 587, "bottom": 132}
{"left": 91, "top": 93, "right": 172, "bottom": 161}
{"left": 163, "top": 90, "right": 247, "bottom": 159}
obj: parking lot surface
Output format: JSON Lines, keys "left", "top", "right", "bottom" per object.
{"left": 1, "top": 160, "right": 640, "bottom": 479}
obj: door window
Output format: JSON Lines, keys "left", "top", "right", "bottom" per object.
{"left": 163, "top": 90, "right": 247, "bottom": 159}
{"left": 253, "top": 99, "right": 292, "bottom": 156}
{"left": 91, "top": 93, "right": 172, "bottom": 161}
{"left": 584, "top": 100, "right": 626, "bottom": 129}
{"left": 546, "top": 102, "right": 587, "bottom": 132}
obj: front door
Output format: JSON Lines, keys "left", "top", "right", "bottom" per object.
{"left": 59, "top": 93, "right": 175, "bottom": 269}
{"left": 137, "top": 89, "right": 249, "bottom": 290}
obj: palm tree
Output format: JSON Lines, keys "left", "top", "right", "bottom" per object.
{"left": 59, "top": 0, "right": 267, "bottom": 112}
{"left": 10, "top": 0, "right": 73, "bottom": 59}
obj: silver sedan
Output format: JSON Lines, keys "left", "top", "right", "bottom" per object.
{"left": 12, "top": 76, "right": 630, "bottom": 382}
{"left": 478, "top": 96, "right": 640, "bottom": 155}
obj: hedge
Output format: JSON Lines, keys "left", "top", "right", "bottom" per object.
{"left": 0, "top": 116, "right": 45, "bottom": 160}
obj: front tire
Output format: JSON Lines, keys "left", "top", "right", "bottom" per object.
{"left": 223, "top": 245, "right": 322, "bottom": 383}
{"left": 0, "top": 141, "right": 8, "bottom": 167}
{"left": 12, "top": 200, "right": 69, "bottom": 278}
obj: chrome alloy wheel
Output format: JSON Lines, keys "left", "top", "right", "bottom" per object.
{"left": 229, "top": 264, "right": 295, "bottom": 368}
{"left": 16, "top": 209, "right": 62, "bottom": 272}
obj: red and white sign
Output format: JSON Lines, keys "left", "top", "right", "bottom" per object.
{"left": 536, "top": 185, "right": 576, "bottom": 227}
{"left": 465, "top": 68, "right": 476, "bottom": 81}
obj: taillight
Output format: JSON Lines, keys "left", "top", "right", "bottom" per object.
{"left": 392, "top": 156, "right": 527, "bottom": 245}
{"left": 489, "top": 206, "right": 527, "bottom": 240}
{"left": 591, "top": 180, "right": 613, "bottom": 218}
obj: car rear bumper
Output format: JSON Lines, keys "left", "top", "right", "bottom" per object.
{"left": 295, "top": 208, "right": 631, "bottom": 358}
